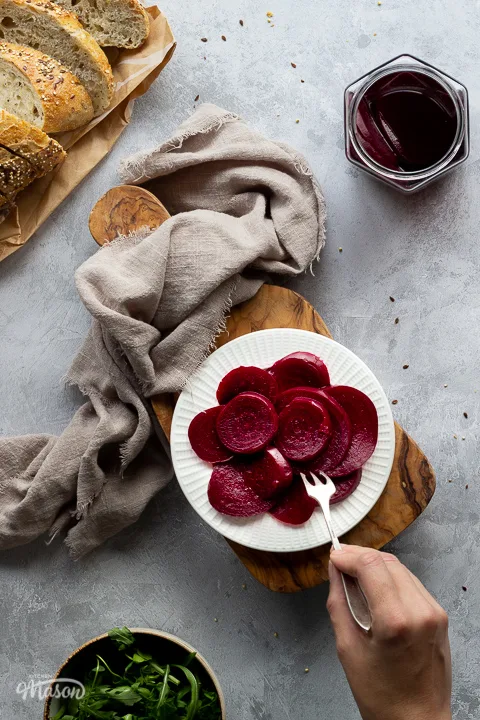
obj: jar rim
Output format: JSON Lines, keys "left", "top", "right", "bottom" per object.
{"left": 347, "top": 62, "right": 466, "bottom": 182}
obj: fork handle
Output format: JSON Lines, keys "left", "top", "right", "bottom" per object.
{"left": 339, "top": 573, "right": 372, "bottom": 632}
{"left": 321, "top": 504, "right": 372, "bottom": 632}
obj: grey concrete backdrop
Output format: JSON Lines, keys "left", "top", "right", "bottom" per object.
{"left": 0, "top": 0, "right": 479, "bottom": 717}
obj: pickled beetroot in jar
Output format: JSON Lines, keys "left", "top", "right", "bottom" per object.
{"left": 344, "top": 55, "right": 469, "bottom": 193}
{"left": 355, "top": 71, "right": 458, "bottom": 172}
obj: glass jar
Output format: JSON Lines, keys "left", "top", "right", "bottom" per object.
{"left": 344, "top": 54, "right": 469, "bottom": 193}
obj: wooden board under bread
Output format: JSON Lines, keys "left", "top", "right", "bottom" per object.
{"left": 90, "top": 186, "right": 437, "bottom": 593}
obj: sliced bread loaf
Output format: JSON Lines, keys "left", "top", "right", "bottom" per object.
{"left": 54, "top": 0, "right": 150, "bottom": 48}
{"left": 0, "top": 0, "right": 114, "bottom": 116}
{"left": 0, "top": 109, "right": 65, "bottom": 201}
{"left": 0, "top": 42, "right": 94, "bottom": 133}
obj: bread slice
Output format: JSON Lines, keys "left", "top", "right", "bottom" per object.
{"left": 54, "top": 0, "right": 150, "bottom": 48}
{"left": 0, "top": 42, "right": 94, "bottom": 133}
{"left": 0, "top": 109, "right": 65, "bottom": 201}
{"left": 0, "top": 0, "right": 114, "bottom": 116}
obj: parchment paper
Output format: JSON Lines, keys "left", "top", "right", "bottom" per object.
{"left": 0, "top": 5, "right": 175, "bottom": 262}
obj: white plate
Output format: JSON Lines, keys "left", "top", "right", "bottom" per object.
{"left": 171, "top": 328, "right": 395, "bottom": 553}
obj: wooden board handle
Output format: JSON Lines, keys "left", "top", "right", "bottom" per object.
{"left": 89, "top": 185, "right": 171, "bottom": 245}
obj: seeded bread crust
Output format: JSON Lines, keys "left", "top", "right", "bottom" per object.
{"left": 0, "top": 109, "right": 66, "bottom": 173}
{"left": 0, "top": 0, "right": 114, "bottom": 115}
{"left": 0, "top": 148, "right": 37, "bottom": 199}
{"left": 0, "top": 42, "right": 94, "bottom": 132}
{"left": 0, "top": 110, "right": 65, "bottom": 206}
{"left": 55, "top": 0, "right": 150, "bottom": 48}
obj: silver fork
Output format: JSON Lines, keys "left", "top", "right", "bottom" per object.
{"left": 300, "top": 471, "right": 372, "bottom": 632}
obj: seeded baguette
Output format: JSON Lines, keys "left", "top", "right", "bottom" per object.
{"left": 0, "top": 0, "right": 114, "bottom": 116}
{"left": 0, "top": 148, "right": 37, "bottom": 200}
{"left": 0, "top": 109, "right": 66, "bottom": 174}
{"left": 0, "top": 42, "right": 94, "bottom": 133}
{"left": 0, "top": 109, "right": 65, "bottom": 209}
{"left": 54, "top": 0, "right": 150, "bottom": 49}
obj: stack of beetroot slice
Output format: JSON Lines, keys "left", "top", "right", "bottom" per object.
{"left": 188, "top": 352, "right": 379, "bottom": 526}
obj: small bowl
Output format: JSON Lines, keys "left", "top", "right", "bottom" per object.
{"left": 44, "top": 627, "right": 226, "bottom": 719}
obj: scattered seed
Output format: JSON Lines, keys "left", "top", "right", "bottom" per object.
{"left": 402, "top": 481, "right": 407, "bottom": 488}
{"left": 295, "top": 119, "right": 300, "bottom": 123}
{"left": 466, "top": 484, "right": 469, "bottom": 489}
{"left": 214, "top": 617, "right": 218, "bottom": 622}
{"left": 444, "top": 384, "right": 448, "bottom": 388}
{"left": 448, "top": 479, "right": 452, "bottom": 483}
{"left": 270, "top": 23, "right": 275, "bottom": 26}
{"left": 373, "top": 32, "right": 377, "bottom": 36}
{"left": 453, "top": 434, "right": 458, "bottom": 439}
{"left": 389, "top": 296, "right": 395, "bottom": 302}
{"left": 338, "top": 247, "right": 343, "bottom": 252}
{"left": 273, "top": 631, "right": 279, "bottom": 638}
{"left": 462, "top": 436, "right": 466, "bottom": 440}
{"left": 242, "top": 583, "right": 247, "bottom": 590}
{"left": 222, "top": 35, "right": 226, "bottom": 41}
{"left": 266, "top": 11, "right": 273, "bottom": 17}
{"left": 462, "top": 586, "right": 467, "bottom": 592}
{"left": 291, "top": 62, "right": 297, "bottom": 68}
{"left": 194, "top": 94, "right": 199, "bottom": 101}
{"left": 378, "top": 1, "right": 382, "bottom": 5}
{"left": 301, "top": 79, "right": 305, "bottom": 83}
{"left": 464, "top": 412, "right": 468, "bottom": 419}
{"left": 403, "top": 364, "right": 409, "bottom": 369}
{"left": 392, "top": 399, "right": 398, "bottom": 405}
{"left": 394, "top": 317, "right": 399, "bottom": 324}
{"left": 239, "top": 19, "right": 244, "bottom": 26}
{"left": 201, "top": 37, "right": 208, "bottom": 42}
{"left": 304, "top": 668, "right": 310, "bottom": 673}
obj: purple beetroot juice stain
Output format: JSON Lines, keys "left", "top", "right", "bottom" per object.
{"left": 356, "top": 71, "right": 458, "bottom": 172}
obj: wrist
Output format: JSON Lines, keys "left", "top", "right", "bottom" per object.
{"left": 361, "top": 705, "right": 452, "bottom": 720}
{"left": 400, "top": 709, "right": 452, "bottom": 720}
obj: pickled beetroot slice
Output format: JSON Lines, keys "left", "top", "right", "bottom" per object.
{"left": 240, "top": 447, "right": 293, "bottom": 500}
{"left": 282, "top": 389, "right": 353, "bottom": 474}
{"left": 270, "top": 352, "right": 330, "bottom": 392}
{"left": 323, "top": 386, "right": 378, "bottom": 477}
{"left": 275, "top": 386, "right": 328, "bottom": 413}
{"left": 216, "top": 366, "right": 277, "bottom": 404}
{"left": 269, "top": 477, "right": 317, "bottom": 525}
{"left": 188, "top": 406, "right": 233, "bottom": 463}
{"left": 208, "top": 462, "right": 274, "bottom": 517}
{"left": 276, "top": 397, "right": 332, "bottom": 462}
{"left": 330, "top": 469, "right": 362, "bottom": 505}
{"left": 216, "top": 392, "right": 278, "bottom": 454}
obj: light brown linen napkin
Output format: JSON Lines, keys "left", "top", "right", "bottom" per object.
{"left": 0, "top": 104, "right": 326, "bottom": 558}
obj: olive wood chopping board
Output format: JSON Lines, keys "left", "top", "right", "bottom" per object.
{"left": 90, "top": 186, "right": 436, "bottom": 593}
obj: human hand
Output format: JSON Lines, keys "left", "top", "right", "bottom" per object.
{"left": 328, "top": 545, "right": 452, "bottom": 720}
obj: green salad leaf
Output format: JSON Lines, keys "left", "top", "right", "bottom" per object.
{"left": 50, "top": 628, "right": 222, "bottom": 720}
{"left": 109, "top": 627, "right": 136, "bottom": 651}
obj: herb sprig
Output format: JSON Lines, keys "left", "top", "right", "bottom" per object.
{"left": 51, "top": 627, "right": 222, "bottom": 720}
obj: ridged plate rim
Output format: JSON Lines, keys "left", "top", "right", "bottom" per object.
{"left": 171, "top": 328, "right": 395, "bottom": 553}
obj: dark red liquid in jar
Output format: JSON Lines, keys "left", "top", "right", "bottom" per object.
{"left": 355, "top": 71, "right": 458, "bottom": 172}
